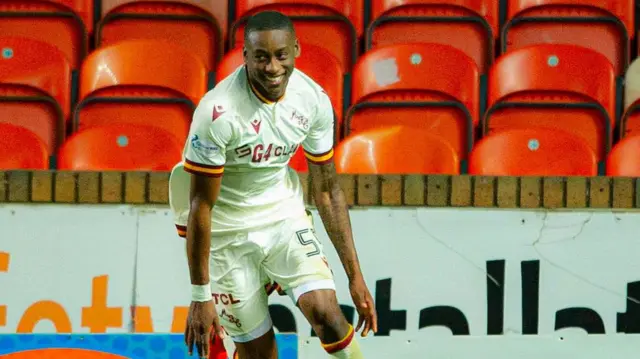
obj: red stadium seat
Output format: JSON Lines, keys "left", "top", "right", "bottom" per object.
{"left": 0, "top": 37, "right": 72, "bottom": 155}
{"left": 75, "top": 40, "right": 207, "bottom": 145}
{"left": 367, "top": 0, "right": 499, "bottom": 73}
{"left": 606, "top": 135, "right": 640, "bottom": 177}
{"left": 347, "top": 43, "right": 479, "bottom": 160}
{"left": 288, "top": 149, "right": 308, "bottom": 173}
{"left": 0, "top": 123, "right": 49, "bottom": 170}
{"left": 503, "top": 0, "right": 634, "bottom": 75}
{"left": 231, "top": 0, "right": 363, "bottom": 73}
{"left": 216, "top": 43, "right": 344, "bottom": 135}
{"left": 335, "top": 126, "right": 460, "bottom": 174}
{"left": 97, "top": 0, "right": 223, "bottom": 72}
{"left": 469, "top": 128, "right": 598, "bottom": 176}
{"left": 484, "top": 44, "right": 615, "bottom": 162}
{"left": 57, "top": 124, "right": 182, "bottom": 171}
{"left": 0, "top": 0, "right": 92, "bottom": 70}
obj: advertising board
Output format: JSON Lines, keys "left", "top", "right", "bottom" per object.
{"left": 1, "top": 205, "right": 639, "bottom": 358}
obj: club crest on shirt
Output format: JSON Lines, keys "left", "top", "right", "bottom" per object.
{"left": 190, "top": 134, "right": 219, "bottom": 155}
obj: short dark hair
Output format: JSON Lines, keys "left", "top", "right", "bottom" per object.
{"left": 244, "top": 11, "right": 295, "bottom": 42}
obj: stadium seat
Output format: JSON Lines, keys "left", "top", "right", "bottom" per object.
{"left": 0, "top": 37, "right": 72, "bottom": 155}
{"left": 502, "top": 0, "right": 634, "bottom": 75}
{"left": 620, "top": 58, "right": 640, "bottom": 139}
{"left": 288, "top": 149, "right": 308, "bottom": 173}
{"left": 216, "top": 43, "right": 345, "bottom": 135}
{"left": 230, "top": 0, "right": 363, "bottom": 73}
{"left": 484, "top": 44, "right": 615, "bottom": 162}
{"left": 75, "top": 40, "right": 207, "bottom": 145}
{"left": 97, "top": 0, "right": 223, "bottom": 73}
{"left": 335, "top": 126, "right": 459, "bottom": 174}
{"left": 606, "top": 135, "right": 640, "bottom": 177}
{"left": 57, "top": 124, "right": 182, "bottom": 171}
{"left": 469, "top": 128, "right": 598, "bottom": 176}
{"left": 0, "top": 123, "right": 49, "bottom": 170}
{"left": 0, "top": 0, "right": 92, "bottom": 71}
{"left": 347, "top": 43, "right": 479, "bottom": 160}
{"left": 367, "top": 0, "right": 499, "bottom": 73}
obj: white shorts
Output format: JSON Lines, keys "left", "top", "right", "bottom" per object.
{"left": 209, "top": 212, "right": 335, "bottom": 343}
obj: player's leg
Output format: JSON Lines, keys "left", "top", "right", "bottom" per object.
{"left": 298, "top": 289, "right": 363, "bottom": 358}
{"left": 263, "top": 213, "right": 365, "bottom": 358}
{"left": 209, "top": 233, "right": 278, "bottom": 359}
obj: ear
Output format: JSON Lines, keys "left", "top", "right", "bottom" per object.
{"left": 294, "top": 39, "right": 301, "bottom": 58}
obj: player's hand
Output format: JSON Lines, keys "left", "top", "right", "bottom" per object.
{"left": 349, "top": 276, "right": 378, "bottom": 337}
{"left": 185, "top": 300, "right": 225, "bottom": 358}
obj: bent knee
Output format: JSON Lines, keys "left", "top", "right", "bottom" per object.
{"left": 299, "top": 290, "right": 349, "bottom": 342}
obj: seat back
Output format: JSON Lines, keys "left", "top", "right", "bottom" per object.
{"left": 57, "top": 124, "right": 182, "bottom": 171}
{"left": 76, "top": 39, "right": 207, "bottom": 144}
{"left": 102, "top": 0, "right": 228, "bottom": 40}
{"left": 335, "top": 126, "right": 459, "bottom": 174}
{"left": 469, "top": 127, "right": 598, "bottom": 176}
{"left": 606, "top": 135, "right": 640, "bottom": 177}
{"left": 0, "top": 37, "right": 72, "bottom": 154}
{"left": 216, "top": 43, "right": 344, "bottom": 135}
{"left": 0, "top": 0, "right": 92, "bottom": 70}
{"left": 348, "top": 43, "right": 479, "bottom": 159}
{"left": 231, "top": 0, "right": 362, "bottom": 73}
{"left": 0, "top": 123, "right": 49, "bottom": 170}
{"left": 98, "top": 0, "right": 222, "bottom": 72}
{"left": 485, "top": 44, "right": 615, "bottom": 160}
{"left": 368, "top": 0, "right": 498, "bottom": 73}
{"left": 503, "top": 0, "right": 633, "bottom": 75}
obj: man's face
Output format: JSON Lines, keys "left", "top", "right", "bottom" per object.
{"left": 244, "top": 29, "right": 299, "bottom": 101}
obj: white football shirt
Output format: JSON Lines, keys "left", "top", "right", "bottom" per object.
{"left": 170, "top": 65, "right": 334, "bottom": 236}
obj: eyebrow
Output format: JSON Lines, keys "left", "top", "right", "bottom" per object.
{"left": 253, "top": 46, "right": 289, "bottom": 54}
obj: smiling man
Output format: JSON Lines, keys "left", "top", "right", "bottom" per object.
{"left": 175, "top": 10, "right": 377, "bottom": 359}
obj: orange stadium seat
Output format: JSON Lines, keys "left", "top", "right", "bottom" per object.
{"left": 57, "top": 124, "right": 182, "bottom": 171}
{"left": 231, "top": 0, "right": 363, "bottom": 73}
{"left": 216, "top": 43, "right": 345, "bottom": 133}
{"left": 606, "top": 135, "right": 640, "bottom": 177}
{"left": 0, "top": 123, "right": 49, "bottom": 170}
{"left": 367, "top": 0, "right": 499, "bottom": 73}
{"left": 75, "top": 40, "right": 207, "bottom": 145}
{"left": 347, "top": 43, "right": 479, "bottom": 161}
{"left": 335, "top": 126, "right": 460, "bottom": 174}
{"left": 469, "top": 128, "right": 598, "bottom": 176}
{"left": 0, "top": 37, "right": 72, "bottom": 155}
{"left": 97, "top": 0, "right": 224, "bottom": 74}
{"left": 484, "top": 44, "right": 615, "bottom": 162}
{"left": 502, "top": 0, "right": 634, "bottom": 75}
{"left": 0, "top": 0, "right": 92, "bottom": 71}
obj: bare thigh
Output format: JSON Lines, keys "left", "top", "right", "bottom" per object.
{"left": 234, "top": 328, "right": 278, "bottom": 359}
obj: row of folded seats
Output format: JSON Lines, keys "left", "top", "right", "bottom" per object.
{"left": 1, "top": 0, "right": 640, "bottom": 176}
{"left": 0, "top": 0, "right": 637, "bottom": 77}
{"left": 2, "top": 36, "right": 640, "bottom": 176}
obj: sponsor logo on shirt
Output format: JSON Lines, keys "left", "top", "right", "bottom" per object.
{"left": 190, "top": 135, "right": 219, "bottom": 155}
{"left": 290, "top": 110, "right": 309, "bottom": 130}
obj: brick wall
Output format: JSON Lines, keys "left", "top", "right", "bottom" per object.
{"left": 1, "top": 171, "right": 639, "bottom": 209}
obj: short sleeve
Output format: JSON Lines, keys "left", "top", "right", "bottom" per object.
{"left": 183, "top": 102, "right": 233, "bottom": 177}
{"left": 168, "top": 163, "right": 190, "bottom": 238}
{"left": 302, "top": 92, "right": 335, "bottom": 165}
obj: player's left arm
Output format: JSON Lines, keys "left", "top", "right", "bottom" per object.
{"left": 303, "top": 92, "right": 378, "bottom": 336}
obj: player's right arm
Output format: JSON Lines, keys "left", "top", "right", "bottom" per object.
{"left": 182, "top": 102, "right": 233, "bottom": 358}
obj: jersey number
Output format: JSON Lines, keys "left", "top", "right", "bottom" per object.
{"left": 296, "top": 229, "right": 320, "bottom": 257}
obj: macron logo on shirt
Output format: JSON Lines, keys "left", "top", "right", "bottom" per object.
{"left": 212, "top": 104, "right": 225, "bottom": 122}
